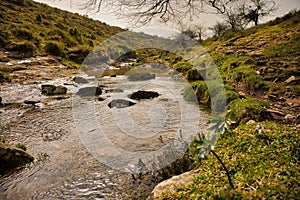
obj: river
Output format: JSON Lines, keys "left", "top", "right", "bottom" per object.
{"left": 0, "top": 66, "right": 210, "bottom": 199}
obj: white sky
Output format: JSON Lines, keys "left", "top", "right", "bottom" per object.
{"left": 33, "top": 0, "right": 300, "bottom": 37}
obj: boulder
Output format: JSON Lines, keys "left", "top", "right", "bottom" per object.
{"left": 76, "top": 86, "right": 102, "bottom": 97}
{"left": 108, "top": 99, "right": 136, "bottom": 108}
{"left": 41, "top": 84, "right": 67, "bottom": 95}
{"left": 128, "top": 90, "right": 159, "bottom": 100}
{"left": 73, "top": 76, "right": 89, "bottom": 84}
{"left": 0, "top": 96, "right": 2, "bottom": 105}
{"left": 0, "top": 142, "right": 34, "bottom": 174}
{"left": 149, "top": 169, "right": 199, "bottom": 199}
{"left": 127, "top": 73, "right": 156, "bottom": 81}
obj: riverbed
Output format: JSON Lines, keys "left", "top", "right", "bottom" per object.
{"left": 0, "top": 64, "right": 210, "bottom": 199}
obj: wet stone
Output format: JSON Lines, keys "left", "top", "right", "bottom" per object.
{"left": 41, "top": 84, "right": 67, "bottom": 95}
{"left": 128, "top": 90, "right": 160, "bottom": 100}
{"left": 127, "top": 73, "right": 155, "bottom": 81}
{"left": 73, "top": 76, "right": 89, "bottom": 84}
{"left": 76, "top": 86, "right": 102, "bottom": 97}
{"left": 108, "top": 99, "right": 136, "bottom": 108}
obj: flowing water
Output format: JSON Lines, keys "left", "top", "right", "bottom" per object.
{"left": 0, "top": 70, "right": 210, "bottom": 199}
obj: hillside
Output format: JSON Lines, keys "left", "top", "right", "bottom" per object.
{"left": 176, "top": 10, "right": 300, "bottom": 127}
{"left": 0, "top": 0, "right": 123, "bottom": 65}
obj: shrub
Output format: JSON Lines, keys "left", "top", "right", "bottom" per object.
{"left": 12, "top": 28, "right": 34, "bottom": 40}
{"left": 44, "top": 41, "right": 65, "bottom": 57}
{"left": 8, "top": 41, "right": 35, "bottom": 56}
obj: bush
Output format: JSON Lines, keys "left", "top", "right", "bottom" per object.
{"left": 8, "top": 41, "right": 35, "bottom": 56}
{"left": 12, "top": 28, "right": 33, "bottom": 40}
{"left": 44, "top": 41, "right": 65, "bottom": 57}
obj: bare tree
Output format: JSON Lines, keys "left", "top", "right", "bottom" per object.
{"left": 242, "top": 0, "right": 277, "bottom": 25}
{"left": 181, "top": 25, "right": 206, "bottom": 42}
{"left": 79, "top": 0, "right": 276, "bottom": 27}
{"left": 210, "top": 21, "right": 230, "bottom": 37}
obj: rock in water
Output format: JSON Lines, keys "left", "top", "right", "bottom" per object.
{"left": 0, "top": 142, "right": 34, "bottom": 174}
{"left": 108, "top": 99, "right": 136, "bottom": 108}
{"left": 127, "top": 73, "right": 156, "bottom": 81}
{"left": 76, "top": 86, "right": 102, "bottom": 97}
{"left": 73, "top": 76, "right": 89, "bottom": 84}
{"left": 128, "top": 90, "right": 159, "bottom": 100}
{"left": 41, "top": 84, "right": 67, "bottom": 95}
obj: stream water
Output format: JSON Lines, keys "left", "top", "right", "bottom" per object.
{"left": 0, "top": 69, "right": 210, "bottom": 199}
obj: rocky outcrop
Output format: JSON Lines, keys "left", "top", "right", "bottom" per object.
{"left": 0, "top": 142, "right": 34, "bottom": 174}
{"left": 108, "top": 99, "right": 136, "bottom": 108}
{"left": 128, "top": 73, "right": 156, "bottom": 81}
{"left": 76, "top": 86, "right": 102, "bottom": 97}
{"left": 41, "top": 84, "right": 67, "bottom": 95}
{"left": 128, "top": 90, "right": 160, "bottom": 100}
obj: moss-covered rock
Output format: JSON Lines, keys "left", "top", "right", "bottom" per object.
{"left": 0, "top": 142, "right": 34, "bottom": 174}
{"left": 226, "top": 98, "right": 271, "bottom": 125}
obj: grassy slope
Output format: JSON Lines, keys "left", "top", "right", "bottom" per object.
{"left": 0, "top": 0, "right": 123, "bottom": 65}
{"left": 159, "top": 11, "right": 300, "bottom": 199}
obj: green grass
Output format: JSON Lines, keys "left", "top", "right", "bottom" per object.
{"left": 159, "top": 122, "right": 300, "bottom": 199}
{"left": 0, "top": 0, "right": 123, "bottom": 62}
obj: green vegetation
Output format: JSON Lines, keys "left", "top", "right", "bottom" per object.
{"left": 227, "top": 98, "right": 271, "bottom": 126}
{"left": 160, "top": 122, "right": 300, "bottom": 199}
{"left": 157, "top": 9, "right": 300, "bottom": 200}
{"left": 0, "top": 0, "right": 123, "bottom": 64}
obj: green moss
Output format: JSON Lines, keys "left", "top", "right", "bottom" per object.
{"left": 159, "top": 122, "right": 300, "bottom": 199}
{"left": 226, "top": 98, "right": 271, "bottom": 125}
{"left": 172, "top": 62, "right": 193, "bottom": 74}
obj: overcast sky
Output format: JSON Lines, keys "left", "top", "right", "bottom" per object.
{"left": 33, "top": 0, "right": 300, "bottom": 37}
